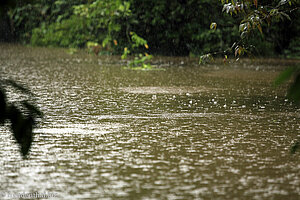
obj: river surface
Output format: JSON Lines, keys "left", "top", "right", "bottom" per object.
{"left": 0, "top": 44, "right": 300, "bottom": 199}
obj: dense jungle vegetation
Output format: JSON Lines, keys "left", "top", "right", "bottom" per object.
{"left": 0, "top": 0, "right": 299, "bottom": 58}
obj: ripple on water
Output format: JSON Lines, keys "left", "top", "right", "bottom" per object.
{"left": 0, "top": 44, "right": 300, "bottom": 199}
{"left": 119, "top": 86, "right": 221, "bottom": 94}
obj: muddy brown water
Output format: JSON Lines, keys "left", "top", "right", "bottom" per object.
{"left": 0, "top": 44, "right": 300, "bottom": 199}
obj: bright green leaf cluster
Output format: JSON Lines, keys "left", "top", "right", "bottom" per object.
{"left": 121, "top": 31, "right": 153, "bottom": 69}
{"left": 130, "top": 32, "right": 148, "bottom": 48}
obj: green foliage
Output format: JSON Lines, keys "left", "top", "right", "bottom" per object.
{"left": 288, "top": 72, "right": 300, "bottom": 102}
{"left": 73, "top": 0, "right": 131, "bottom": 50}
{"left": 0, "top": 79, "right": 43, "bottom": 158}
{"left": 274, "top": 65, "right": 300, "bottom": 102}
{"left": 219, "top": 0, "right": 300, "bottom": 104}
{"left": 129, "top": 32, "right": 148, "bottom": 49}
{"left": 128, "top": 54, "right": 153, "bottom": 69}
{"left": 7, "top": 0, "right": 86, "bottom": 42}
{"left": 31, "top": 15, "right": 92, "bottom": 48}
{"left": 121, "top": 47, "right": 130, "bottom": 60}
{"left": 121, "top": 31, "right": 153, "bottom": 69}
{"left": 283, "top": 33, "right": 300, "bottom": 59}
{"left": 30, "top": 0, "right": 132, "bottom": 50}
{"left": 129, "top": 0, "right": 239, "bottom": 55}
{"left": 8, "top": 3, "right": 44, "bottom": 42}
{"left": 201, "top": 0, "right": 300, "bottom": 108}
{"left": 220, "top": 0, "right": 300, "bottom": 57}
{"left": 1, "top": 0, "right": 299, "bottom": 57}
{"left": 274, "top": 66, "right": 298, "bottom": 86}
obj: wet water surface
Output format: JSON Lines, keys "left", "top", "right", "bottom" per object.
{"left": 0, "top": 44, "right": 300, "bottom": 199}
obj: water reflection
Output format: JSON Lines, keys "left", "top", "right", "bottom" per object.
{"left": 0, "top": 44, "right": 300, "bottom": 199}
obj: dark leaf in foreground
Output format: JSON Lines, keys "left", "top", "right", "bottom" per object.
{"left": 274, "top": 67, "right": 296, "bottom": 87}
{"left": 274, "top": 65, "right": 300, "bottom": 103}
{"left": 8, "top": 105, "right": 34, "bottom": 157}
{"left": 22, "top": 100, "right": 43, "bottom": 119}
{"left": 0, "top": 79, "right": 43, "bottom": 157}
{"left": 0, "top": 89, "right": 6, "bottom": 124}
{"left": 2, "top": 79, "right": 33, "bottom": 96}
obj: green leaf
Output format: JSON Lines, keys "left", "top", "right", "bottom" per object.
{"left": 273, "top": 67, "right": 296, "bottom": 86}
{"left": 210, "top": 22, "right": 217, "bottom": 30}
{"left": 287, "top": 73, "right": 300, "bottom": 102}
{"left": 253, "top": 0, "right": 258, "bottom": 8}
{"left": 278, "top": 0, "right": 288, "bottom": 6}
{"left": 257, "top": 24, "right": 263, "bottom": 34}
{"left": 280, "top": 12, "right": 291, "bottom": 21}
{"left": 239, "top": 23, "right": 246, "bottom": 32}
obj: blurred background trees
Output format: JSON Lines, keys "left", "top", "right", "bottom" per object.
{"left": 0, "top": 0, "right": 299, "bottom": 58}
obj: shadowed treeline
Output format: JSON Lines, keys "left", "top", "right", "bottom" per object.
{"left": 0, "top": 0, "right": 299, "bottom": 57}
